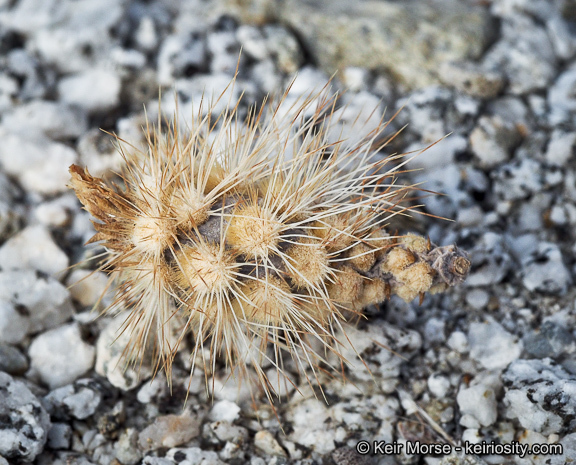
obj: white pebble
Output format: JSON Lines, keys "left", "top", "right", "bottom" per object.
{"left": 461, "top": 428, "right": 481, "bottom": 444}
{"left": 0, "top": 269, "right": 74, "bottom": 334}
{"left": 254, "top": 430, "right": 287, "bottom": 457}
{"left": 209, "top": 400, "right": 240, "bottom": 423}
{"left": 447, "top": 331, "right": 468, "bottom": 353}
{"left": 66, "top": 269, "right": 110, "bottom": 308}
{"left": 58, "top": 68, "right": 121, "bottom": 113}
{"left": 468, "top": 320, "right": 522, "bottom": 370}
{"left": 2, "top": 100, "right": 87, "bottom": 140}
{"left": 0, "top": 130, "right": 77, "bottom": 195}
{"left": 0, "top": 225, "right": 69, "bottom": 278}
{"left": 546, "top": 130, "right": 576, "bottom": 165}
{"left": 0, "top": 300, "right": 29, "bottom": 344}
{"left": 29, "top": 323, "right": 95, "bottom": 389}
{"left": 427, "top": 374, "right": 451, "bottom": 398}
{"left": 457, "top": 384, "right": 498, "bottom": 426}
{"left": 34, "top": 202, "right": 70, "bottom": 228}
{"left": 465, "top": 289, "right": 490, "bottom": 310}
{"left": 96, "top": 316, "right": 152, "bottom": 390}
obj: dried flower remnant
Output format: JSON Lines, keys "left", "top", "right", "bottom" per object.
{"left": 69, "top": 79, "right": 470, "bottom": 400}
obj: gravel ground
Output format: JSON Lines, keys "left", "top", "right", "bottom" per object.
{"left": 1, "top": 0, "right": 576, "bottom": 464}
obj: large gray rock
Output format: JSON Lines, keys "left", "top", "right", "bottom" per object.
{"left": 504, "top": 359, "right": 576, "bottom": 435}
{"left": 275, "top": 0, "right": 496, "bottom": 89}
{"left": 0, "top": 372, "right": 51, "bottom": 462}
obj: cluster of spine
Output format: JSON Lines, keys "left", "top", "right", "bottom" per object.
{"left": 69, "top": 83, "right": 469, "bottom": 398}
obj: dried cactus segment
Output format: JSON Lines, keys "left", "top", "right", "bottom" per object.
{"left": 346, "top": 242, "right": 378, "bottom": 273}
{"left": 360, "top": 234, "right": 470, "bottom": 303}
{"left": 285, "top": 237, "right": 330, "bottom": 290}
{"left": 226, "top": 202, "right": 281, "bottom": 258}
{"left": 172, "top": 242, "right": 236, "bottom": 297}
{"left": 358, "top": 278, "right": 389, "bottom": 308}
{"left": 399, "top": 232, "right": 430, "bottom": 253}
{"left": 233, "top": 276, "right": 293, "bottom": 325}
{"left": 68, "top": 165, "right": 135, "bottom": 252}
{"left": 169, "top": 184, "right": 211, "bottom": 229}
{"left": 132, "top": 215, "right": 176, "bottom": 255}
{"left": 381, "top": 247, "right": 415, "bottom": 274}
{"left": 69, "top": 79, "right": 471, "bottom": 401}
{"left": 327, "top": 266, "right": 365, "bottom": 308}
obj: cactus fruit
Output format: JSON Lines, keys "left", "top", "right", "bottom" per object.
{"left": 69, "top": 82, "right": 470, "bottom": 398}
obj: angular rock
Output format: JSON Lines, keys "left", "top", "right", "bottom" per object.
{"left": 465, "top": 232, "right": 512, "bottom": 287}
{"left": 2, "top": 100, "right": 88, "bottom": 140}
{"left": 0, "top": 269, "right": 74, "bottom": 334}
{"left": 43, "top": 379, "right": 103, "bottom": 420}
{"left": 29, "top": 323, "right": 95, "bottom": 389}
{"left": 503, "top": 359, "right": 576, "bottom": 435}
{"left": 520, "top": 242, "right": 571, "bottom": 295}
{"left": 0, "top": 372, "right": 51, "bottom": 462}
{"left": 468, "top": 320, "right": 522, "bottom": 370}
{"left": 0, "top": 225, "right": 69, "bottom": 278}
{"left": 58, "top": 69, "right": 122, "bottom": 113}
{"left": 138, "top": 411, "right": 202, "bottom": 451}
{"left": 470, "top": 115, "right": 520, "bottom": 168}
{"left": 457, "top": 384, "right": 498, "bottom": 427}
{"left": 438, "top": 61, "right": 505, "bottom": 98}
{"left": 0, "top": 129, "right": 77, "bottom": 195}
{"left": 276, "top": 0, "right": 495, "bottom": 89}
{"left": 95, "top": 316, "right": 152, "bottom": 390}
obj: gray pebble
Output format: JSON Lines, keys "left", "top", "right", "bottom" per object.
{"left": 47, "top": 423, "right": 72, "bottom": 450}
{"left": 524, "top": 321, "right": 576, "bottom": 359}
{"left": 43, "top": 379, "right": 103, "bottom": 420}
{"left": 0, "top": 371, "right": 51, "bottom": 462}
{"left": 521, "top": 242, "right": 571, "bottom": 295}
{"left": 469, "top": 115, "right": 520, "bottom": 168}
{"left": 483, "top": 16, "right": 556, "bottom": 94}
{"left": 0, "top": 344, "right": 28, "bottom": 375}
{"left": 503, "top": 358, "right": 576, "bottom": 435}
